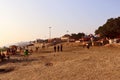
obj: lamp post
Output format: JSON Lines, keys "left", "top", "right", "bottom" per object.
{"left": 66, "top": 30, "right": 69, "bottom": 43}
{"left": 49, "top": 27, "right": 52, "bottom": 39}
{"left": 66, "top": 30, "right": 69, "bottom": 34}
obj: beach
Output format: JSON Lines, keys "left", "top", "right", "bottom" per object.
{"left": 0, "top": 43, "right": 120, "bottom": 80}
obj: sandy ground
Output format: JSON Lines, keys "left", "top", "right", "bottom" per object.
{"left": 0, "top": 43, "right": 120, "bottom": 80}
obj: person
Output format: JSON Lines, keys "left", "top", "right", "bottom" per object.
{"left": 0, "top": 53, "right": 5, "bottom": 62}
{"left": 6, "top": 48, "right": 10, "bottom": 60}
{"left": 86, "top": 43, "right": 90, "bottom": 49}
{"left": 82, "top": 41, "right": 86, "bottom": 48}
{"left": 35, "top": 47, "right": 39, "bottom": 52}
{"left": 19, "top": 47, "right": 22, "bottom": 53}
{"left": 60, "top": 44, "right": 63, "bottom": 52}
{"left": 57, "top": 45, "right": 60, "bottom": 52}
{"left": 0, "top": 53, "right": 4, "bottom": 62}
{"left": 30, "top": 48, "right": 33, "bottom": 54}
{"left": 24, "top": 49, "right": 29, "bottom": 60}
{"left": 54, "top": 45, "right": 56, "bottom": 52}
{"left": 24, "top": 49, "right": 29, "bottom": 56}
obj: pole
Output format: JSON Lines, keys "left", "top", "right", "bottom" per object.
{"left": 66, "top": 30, "right": 69, "bottom": 43}
{"left": 49, "top": 27, "right": 51, "bottom": 39}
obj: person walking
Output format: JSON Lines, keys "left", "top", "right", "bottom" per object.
{"left": 57, "top": 45, "right": 60, "bottom": 52}
{"left": 54, "top": 45, "right": 56, "bottom": 52}
{"left": 86, "top": 43, "right": 90, "bottom": 49}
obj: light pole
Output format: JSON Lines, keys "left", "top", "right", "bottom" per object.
{"left": 66, "top": 30, "right": 69, "bottom": 35}
{"left": 66, "top": 30, "right": 69, "bottom": 43}
{"left": 49, "top": 27, "right": 52, "bottom": 39}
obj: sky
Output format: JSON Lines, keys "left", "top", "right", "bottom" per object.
{"left": 0, "top": 0, "right": 120, "bottom": 47}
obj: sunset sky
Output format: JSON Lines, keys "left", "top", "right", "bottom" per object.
{"left": 0, "top": 0, "right": 120, "bottom": 46}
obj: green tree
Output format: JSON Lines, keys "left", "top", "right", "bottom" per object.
{"left": 95, "top": 17, "right": 120, "bottom": 38}
{"left": 70, "top": 33, "right": 85, "bottom": 40}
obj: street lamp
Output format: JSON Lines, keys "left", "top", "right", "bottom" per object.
{"left": 49, "top": 27, "right": 52, "bottom": 39}
{"left": 66, "top": 30, "right": 69, "bottom": 34}
{"left": 66, "top": 30, "right": 69, "bottom": 43}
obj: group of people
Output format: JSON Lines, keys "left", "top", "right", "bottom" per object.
{"left": 54, "top": 44, "right": 63, "bottom": 52}
{"left": 0, "top": 49, "right": 10, "bottom": 62}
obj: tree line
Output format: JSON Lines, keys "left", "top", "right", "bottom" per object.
{"left": 63, "top": 32, "right": 85, "bottom": 40}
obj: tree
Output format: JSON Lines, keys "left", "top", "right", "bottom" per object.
{"left": 62, "top": 34, "right": 71, "bottom": 38}
{"left": 70, "top": 32, "right": 85, "bottom": 40}
{"left": 62, "top": 32, "right": 85, "bottom": 40}
{"left": 95, "top": 17, "right": 120, "bottom": 38}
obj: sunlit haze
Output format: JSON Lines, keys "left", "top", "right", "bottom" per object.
{"left": 0, "top": 0, "right": 120, "bottom": 47}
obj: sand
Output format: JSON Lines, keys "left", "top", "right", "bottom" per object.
{"left": 0, "top": 43, "right": 120, "bottom": 80}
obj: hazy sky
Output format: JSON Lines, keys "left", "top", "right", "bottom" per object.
{"left": 0, "top": 0, "right": 120, "bottom": 46}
